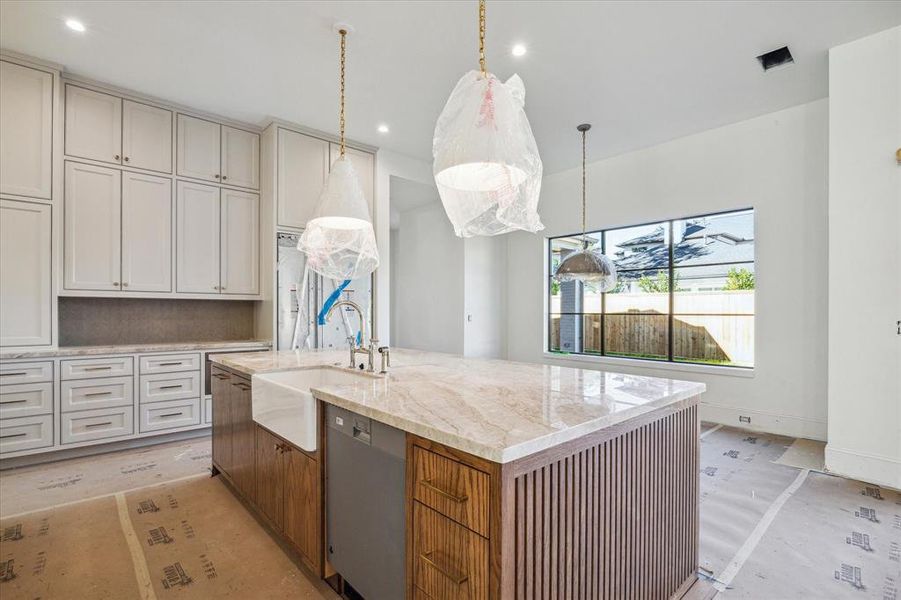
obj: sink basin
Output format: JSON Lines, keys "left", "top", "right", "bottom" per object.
{"left": 252, "top": 368, "right": 368, "bottom": 452}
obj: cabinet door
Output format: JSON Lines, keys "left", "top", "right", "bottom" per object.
{"left": 283, "top": 445, "right": 319, "bottom": 569}
{"left": 230, "top": 377, "right": 256, "bottom": 500}
{"left": 175, "top": 181, "right": 220, "bottom": 293}
{"left": 210, "top": 367, "right": 233, "bottom": 475}
{"left": 122, "top": 100, "right": 172, "bottom": 173}
{"left": 64, "top": 162, "right": 122, "bottom": 291}
{"left": 176, "top": 114, "right": 220, "bottom": 183}
{"left": 255, "top": 425, "right": 285, "bottom": 528}
{"left": 0, "top": 199, "right": 51, "bottom": 346}
{"left": 221, "top": 126, "right": 259, "bottom": 189}
{"left": 220, "top": 189, "right": 259, "bottom": 295}
{"left": 277, "top": 129, "right": 329, "bottom": 229}
{"left": 65, "top": 85, "right": 122, "bottom": 164}
{"left": 0, "top": 61, "right": 53, "bottom": 199}
{"left": 122, "top": 171, "right": 171, "bottom": 292}
{"left": 330, "top": 144, "right": 374, "bottom": 218}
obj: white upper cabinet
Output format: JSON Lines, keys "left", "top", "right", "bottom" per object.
{"left": 122, "top": 172, "right": 172, "bottom": 292}
{"left": 65, "top": 85, "right": 122, "bottom": 165}
{"left": 220, "top": 189, "right": 259, "bottom": 295}
{"left": 122, "top": 100, "right": 172, "bottom": 173}
{"left": 64, "top": 162, "right": 122, "bottom": 291}
{"left": 176, "top": 114, "right": 220, "bottom": 183}
{"left": 176, "top": 180, "right": 220, "bottom": 293}
{"left": 0, "top": 199, "right": 52, "bottom": 346}
{"left": 329, "top": 143, "right": 374, "bottom": 217}
{"left": 0, "top": 60, "right": 53, "bottom": 200}
{"left": 221, "top": 126, "right": 260, "bottom": 189}
{"left": 277, "top": 128, "right": 329, "bottom": 229}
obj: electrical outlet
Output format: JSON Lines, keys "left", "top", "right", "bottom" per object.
{"left": 739, "top": 415, "right": 751, "bottom": 424}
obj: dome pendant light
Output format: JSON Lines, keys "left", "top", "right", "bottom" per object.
{"left": 298, "top": 26, "right": 379, "bottom": 281}
{"left": 432, "top": 0, "right": 544, "bottom": 238}
{"left": 553, "top": 124, "right": 617, "bottom": 290}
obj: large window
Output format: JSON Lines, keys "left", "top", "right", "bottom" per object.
{"left": 548, "top": 209, "right": 754, "bottom": 368}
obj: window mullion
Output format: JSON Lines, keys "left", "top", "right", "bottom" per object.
{"left": 668, "top": 220, "right": 675, "bottom": 362}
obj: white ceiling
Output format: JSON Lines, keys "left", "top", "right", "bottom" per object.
{"left": 1, "top": 1, "right": 898, "bottom": 173}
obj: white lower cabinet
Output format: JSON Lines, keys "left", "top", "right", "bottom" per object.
{"left": 0, "top": 383, "right": 53, "bottom": 419}
{"left": 61, "top": 406, "right": 134, "bottom": 444}
{"left": 61, "top": 356, "right": 133, "bottom": 380}
{"left": 60, "top": 376, "right": 133, "bottom": 412}
{"left": 121, "top": 171, "right": 172, "bottom": 292}
{"left": 0, "top": 414, "right": 53, "bottom": 454}
{"left": 0, "top": 199, "right": 52, "bottom": 347}
{"left": 139, "top": 371, "right": 200, "bottom": 403}
{"left": 204, "top": 396, "right": 212, "bottom": 424}
{"left": 140, "top": 398, "right": 201, "bottom": 433}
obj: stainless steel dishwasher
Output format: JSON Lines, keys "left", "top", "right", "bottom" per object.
{"left": 326, "top": 404, "right": 406, "bottom": 599}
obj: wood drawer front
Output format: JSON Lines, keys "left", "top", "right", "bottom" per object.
{"left": 61, "top": 356, "right": 133, "bottom": 380}
{"left": 0, "top": 382, "right": 53, "bottom": 419}
{"left": 0, "top": 361, "right": 53, "bottom": 386}
{"left": 0, "top": 414, "right": 53, "bottom": 454}
{"left": 61, "top": 376, "right": 133, "bottom": 413}
{"left": 139, "top": 398, "right": 201, "bottom": 432}
{"left": 61, "top": 406, "right": 134, "bottom": 444}
{"left": 139, "top": 372, "right": 200, "bottom": 403}
{"left": 413, "top": 503, "right": 488, "bottom": 600}
{"left": 413, "top": 446, "right": 490, "bottom": 537}
{"left": 139, "top": 353, "right": 201, "bottom": 375}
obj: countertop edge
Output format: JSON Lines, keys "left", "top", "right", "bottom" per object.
{"left": 2, "top": 340, "right": 272, "bottom": 360}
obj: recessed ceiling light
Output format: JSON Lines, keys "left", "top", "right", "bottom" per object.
{"left": 65, "top": 19, "right": 86, "bottom": 32}
{"left": 512, "top": 44, "right": 527, "bottom": 57}
{"left": 377, "top": 124, "right": 389, "bottom": 134}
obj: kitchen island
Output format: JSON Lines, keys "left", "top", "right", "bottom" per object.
{"left": 209, "top": 348, "right": 705, "bottom": 600}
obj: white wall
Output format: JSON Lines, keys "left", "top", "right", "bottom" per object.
{"left": 463, "top": 236, "right": 507, "bottom": 359}
{"left": 506, "top": 99, "right": 829, "bottom": 441}
{"left": 826, "top": 26, "right": 901, "bottom": 489}
{"left": 391, "top": 202, "right": 464, "bottom": 353}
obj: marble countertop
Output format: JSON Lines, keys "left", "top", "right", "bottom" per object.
{"left": 211, "top": 349, "right": 705, "bottom": 464}
{"left": 0, "top": 340, "right": 271, "bottom": 360}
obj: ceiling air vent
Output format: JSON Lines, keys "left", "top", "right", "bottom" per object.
{"left": 757, "top": 46, "right": 794, "bottom": 71}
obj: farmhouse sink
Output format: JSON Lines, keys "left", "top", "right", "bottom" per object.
{"left": 251, "top": 368, "right": 370, "bottom": 452}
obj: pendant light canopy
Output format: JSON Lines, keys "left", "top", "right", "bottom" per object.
{"left": 553, "top": 124, "right": 617, "bottom": 291}
{"left": 432, "top": 0, "right": 544, "bottom": 238}
{"left": 298, "top": 26, "right": 379, "bottom": 282}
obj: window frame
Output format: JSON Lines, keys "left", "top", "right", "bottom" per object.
{"left": 547, "top": 207, "right": 755, "bottom": 370}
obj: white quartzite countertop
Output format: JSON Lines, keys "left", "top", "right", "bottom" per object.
{"left": 209, "top": 348, "right": 705, "bottom": 464}
{"left": 0, "top": 340, "right": 271, "bottom": 360}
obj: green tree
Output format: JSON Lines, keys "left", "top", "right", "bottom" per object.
{"left": 637, "top": 271, "right": 680, "bottom": 293}
{"left": 724, "top": 267, "right": 755, "bottom": 290}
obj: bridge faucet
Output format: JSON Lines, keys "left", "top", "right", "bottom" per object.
{"left": 325, "top": 300, "right": 374, "bottom": 371}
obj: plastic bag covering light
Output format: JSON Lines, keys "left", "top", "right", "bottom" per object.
{"left": 297, "top": 157, "right": 379, "bottom": 281}
{"left": 433, "top": 70, "right": 544, "bottom": 237}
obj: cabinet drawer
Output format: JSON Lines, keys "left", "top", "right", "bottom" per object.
{"left": 413, "top": 503, "right": 488, "bottom": 600}
{"left": 139, "top": 372, "right": 200, "bottom": 403}
{"left": 204, "top": 396, "right": 212, "bottom": 424}
{"left": 0, "top": 361, "right": 53, "bottom": 385}
{"left": 0, "top": 414, "right": 53, "bottom": 454}
{"left": 61, "top": 356, "right": 133, "bottom": 380}
{"left": 61, "top": 376, "right": 133, "bottom": 413}
{"left": 139, "top": 398, "right": 201, "bottom": 432}
{"left": 413, "top": 446, "right": 490, "bottom": 537}
{"left": 139, "top": 353, "right": 201, "bottom": 375}
{"left": 0, "top": 382, "right": 53, "bottom": 419}
{"left": 61, "top": 406, "right": 133, "bottom": 444}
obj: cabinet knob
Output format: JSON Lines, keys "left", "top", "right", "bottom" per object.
{"left": 124, "top": 156, "right": 130, "bottom": 162}
{"left": 214, "top": 174, "right": 221, "bottom": 179}
{"left": 221, "top": 175, "right": 227, "bottom": 180}
{"left": 122, "top": 282, "right": 128, "bottom": 287}
{"left": 114, "top": 154, "right": 120, "bottom": 161}
{"left": 221, "top": 286, "right": 226, "bottom": 291}
{"left": 113, "top": 281, "right": 119, "bottom": 287}
{"left": 213, "top": 285, "right": 219, "bottom": 290}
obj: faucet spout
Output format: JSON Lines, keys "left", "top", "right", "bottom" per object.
{"left": 324, "top": 299, "right": 372, "bottom": 370}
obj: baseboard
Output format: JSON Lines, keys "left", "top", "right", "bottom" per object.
{"left": 699, "top": 402, "right": 827, "bottom": 441}
{"left": 825, "top": 445, "right": 901, "bottom": 491}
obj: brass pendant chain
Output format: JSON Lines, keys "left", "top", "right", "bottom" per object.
{"left": 339, "top": 28, "right": 347, "bottom": 158}
{"left": 478, "top": 0, "right": 487, "bottom": 77}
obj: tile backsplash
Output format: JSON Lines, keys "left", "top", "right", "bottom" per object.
{"left": 59, "top": 298, "right": 257, "bottom": 346}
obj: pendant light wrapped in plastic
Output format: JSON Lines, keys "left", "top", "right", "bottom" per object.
{"left": 433, "top": 70, "right": 544, "bottom": 237}
{"left": 297, "top": 157, "right": 378, "bottom": 281}
{"left": 555, "top": 243, "right": 617, "bottom": 291}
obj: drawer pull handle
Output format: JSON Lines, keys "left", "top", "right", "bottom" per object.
{"left": 420, "top": 551, "right": 468, "bottom": 585}
{"left": 160, "top": 412, "right": 183, "bottom": 418}
{"left": 159, "top": 385, "right": 183, "bottom": 390}
{"left": 231, "top": 382, "right": 251, "bottom": 391}
{"left": 0, "top": 432, "right": 28, "bottom": 439}
{"left": 0, "top": 399, "right": 28, "bottom": 404}
{"left": 420, "top": 479, "right": 468, "bottom": 503}
{"left": 83, "top": 366, "right": 113, "bottom": 371}
{"left": 0, "top": 372, "right": 28, "bottom": 377}
{"left": 85, "top": 421, "right": 113, "bottom": 429}
{"left": 84, "top": 391, "right": 113, "bottom": 397}
{"left": 159, "top": 362, "right": 183, "bottom": 366}
{"left": 212, "top": 373, "right": 229, "bottom": 380}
